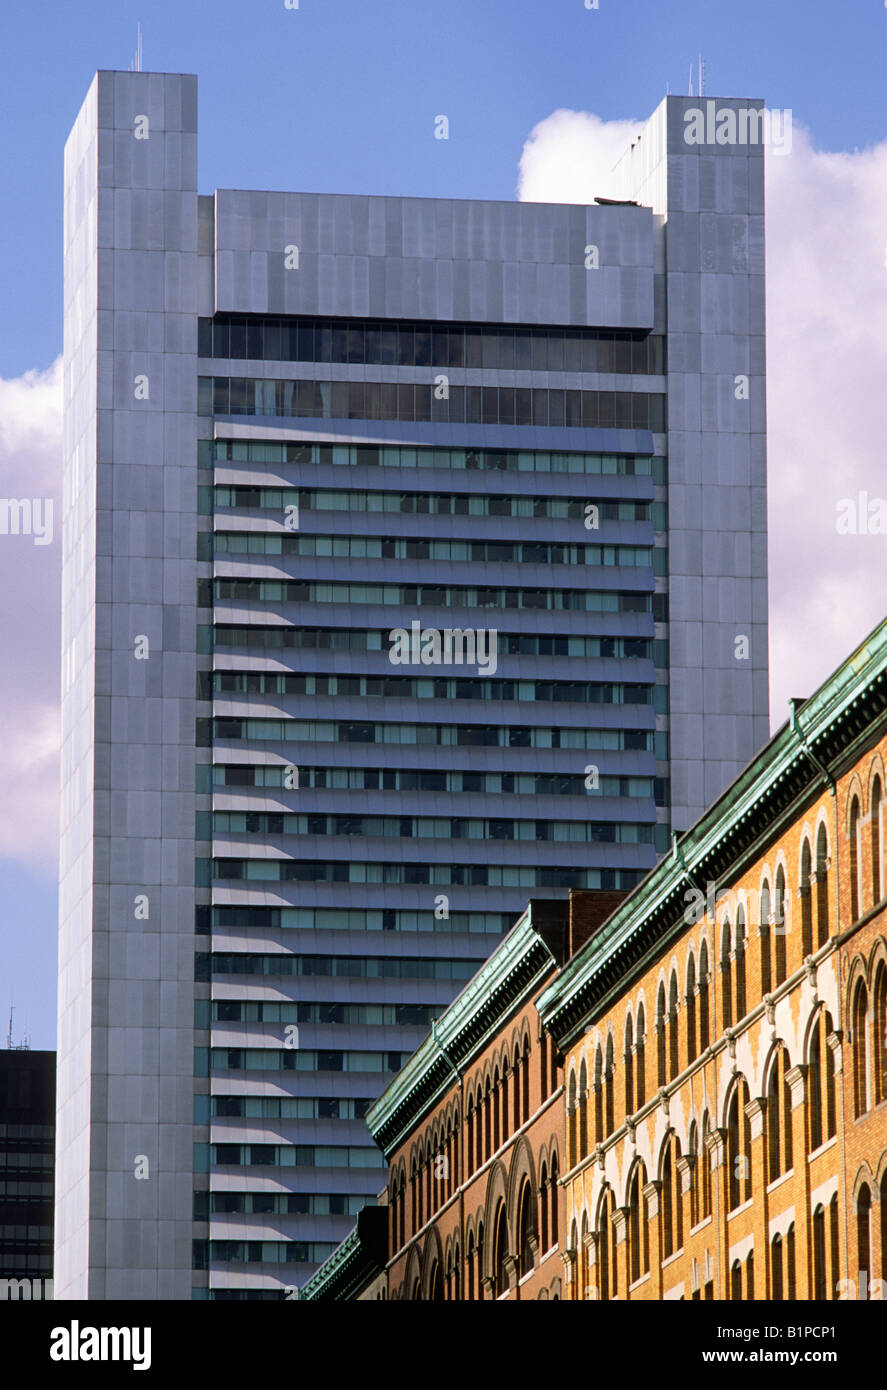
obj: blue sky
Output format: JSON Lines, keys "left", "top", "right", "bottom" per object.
{"left": 4, "top": 0, "right": 887, "bottom": 1048}
{"left": 3, "top": 0, "right": 887, "bottom": 376}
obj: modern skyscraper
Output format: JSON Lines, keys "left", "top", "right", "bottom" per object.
{"left": 58, "top": 71, "right": 768, "bottom": 1298}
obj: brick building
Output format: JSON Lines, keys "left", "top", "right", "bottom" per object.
{"left": 537, "top": 619, "right": 887, "bottom": 1300}
{"left": 361, "top": 891, "right": 622, "bottom": 1299}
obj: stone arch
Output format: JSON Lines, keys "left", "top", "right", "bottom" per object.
{"left": 507, "top": 1132, "right": 538, "bottom": 1231}
{"left": 483, "top": 1159, "right": 510, "bottom": 1283}
{"left": 404, "top": 1242, "right": 422, "bottom": 1301}
{"left": 844, "top": 772, "right": 866, "bottom": 831}
{"left": 846, "top": 951, "right": 870, "bottom": 1018}
{"left": 420, "top": 1223, "right": 444, "bottom": 1301}
{"left": 852, "top": 1161, "right": 875, "bottom": 1209}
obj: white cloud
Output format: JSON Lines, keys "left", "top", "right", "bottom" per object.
{"left": 517, "top": 109, "right": 642, "bottom": 204}
{"left": 0, "top": 357, "right": 62, "bottom": 872}
{"left": 518, "top": 109, "right": 887, "bottom": 730}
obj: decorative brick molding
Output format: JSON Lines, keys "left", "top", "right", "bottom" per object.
{"left": 676, "top": 1155, "right": 694, "bottom": 1196}
{"left": 785, "top": 1064, "right": 807, "bottom": 1110}
{"left": 745, "top": 1096, "right": 766, "bottom": 1142}
{"left": 826, "top": 1030, "right": 843, "bottom": 1074}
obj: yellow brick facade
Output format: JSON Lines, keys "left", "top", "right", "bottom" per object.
{"left": 561, "top": 737, "right": 887, "bottom": 1301}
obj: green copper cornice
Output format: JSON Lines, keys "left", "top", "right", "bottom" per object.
{"left": 538, "top": 617, "right": 887, "bottom": 1049}
{"left": 366, "top": 906, "right": 558, "bottom": 1159}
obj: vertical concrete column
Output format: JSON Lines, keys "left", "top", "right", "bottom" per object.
{"left": 58, "top": 70, "right": 199, "bottom": 1301}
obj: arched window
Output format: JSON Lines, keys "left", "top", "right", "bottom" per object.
{"left": 746, "top": 1251, "right": 754, "bottom": 1299}
{"left": 727, "top": 1078, "right": 752, "bottom": 1211}
{"left": 849, "top": 796, "right": 861, "bottom": 920}
{"left": 476, "top": 1221, "right": 484, "bottom": 1301}
{"left": 390, "top": 1179, "right": 399, "bottom": 1257}
{"left": 593, "top": 1045, "right": 603, "bottom": 1144}
{"left": 874, "top": 963, "right": 887, "bottom": 1107}
{"left": 635, "top": 1004, "right": 646, "bottom": 1106}
{"left": 466, "top": 1094, "right": 474, "bottom": 1172}
{"left": 580, "top": 1212, "right": 589, "bottom": 1299}
{"left": 567, "top": 1070, "right": 577, "bottom": 1169}
{"left": 628, "top": 1162, "right": 649, "bottom": 1283}
{"left": 578, "top": 1059, "right": 588, "bottom": 1161}
{"left": 698, "top": 942, "right": 710, "bottom": 1051}
{"left": 771, "top": 1233, "right": 784, "bottom": 1301}
{"left": 812, "top": 1205, "right": 827, "bottom": 1300}
{"left": 596, "top": 1187, "right": 617, "bottom": 1301}
{"left": 801, "top": 838, "right": 813, "bottom": 957}
{"left": 493, "top": 1068, "right": 501, "bottom": 1153}
{"left": 494, "top": 1202, "right": 509, "bottom": 1296}
{"left": 786, "top": 1223, "right": 797, "bottom": 1299}
{"left": 730, "top": 1260, "right": 742, "bottom": 1300}
{"left": 760, "top": 880, "right": 772, "bottom": 995}
{"left": 720, "top": 918, "right": 733, "bottom": 1030}
{"left": 774, "top": 865, "right": 787, "bottom": 985}
{"left": 604, "top": 1034, "right": 615, "bottom": 1137}
{"left": 808, "top": 1008, "right": 837, "bottom": 1150}
{"left": 624, "top": 1013, "right": 634, "bottom": 1116}
{"left": 853, "top": 983, "right": 869, "bottom": 1118}
{"left": 668, "top": 972, "right": 680, "bottom": 1080}
{"left": 656, "top": 983, "right": 667, "bottom": 1087}
{"left": 501, "top": 1062, "right": 509, "bottom": 1145}
{"left": 735, "top": 907, "right": 747, "bottom": 1021}
{"left": 686, "top": 956, "right": 697, "bottom": 1065}
{"left": 518, "top": 1180, "right": 534, "bottom": 1278}
{"left": 539, "top": 1162, "right": 549, "bottom": 1254}
{"left": 815, "top": 825, "right": 830, "bottom": 948}
{"left": 522, "top": 1035, "right": 531, "bottom": 1122}
{"left": 484, "top": 1075, "right": 492, "bottom": 1160}
{"left": 857, "top": 1185, "right": 872, "bottom": 1299}
{"left": 513, "top": 1047, "right": 521, "bottom": 1130}
{"left": 466, "top": 1230, "right": 475, "bottom": 1301}
{"left": 688, "top": 1122, "right": 699, "bottom": 1228}
{"left": 660, "top": 1134, "right": 683, "bottom": 1258}
{"left": 872, "top": 776, "right": 883, "bottom": 904}
{"left": 428, "top": 1260, "right": 442, "bottom": 1301}
{"left": 771, "top": 1226, "right": 799, "bottom": 1301}
{"left": 767, "top": 1046, "right": 793, "bottom": 1182}
{"left": 701, "top": 1113, "right": 712, "bottom": 1219}
{"left": 550, "top": 1151, "right": 559, "bottom": 1247}
{"left": 829, "top": 1195, "right": 840, "bottom": 1301}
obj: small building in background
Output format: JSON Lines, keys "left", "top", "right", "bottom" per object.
{"left": 0, "top": 1047, "right": 55, "bottom": 1297}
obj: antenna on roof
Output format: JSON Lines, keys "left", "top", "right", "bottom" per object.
{"left": 688, "top": 63, "right": 694, "bottom": 97}
{"left": 699, "top": 53, "right": 706, "bottom": 96}
{"left": 130, "top": 23, "right": 143, "bottom": 73}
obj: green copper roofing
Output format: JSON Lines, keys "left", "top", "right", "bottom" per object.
{"left": 537, "top": 616, "right": 887, "bottom": 1048}
{"left": 299, "top": 1224, "right": 363, "bottom": 1302}
{"left": 299, "top": 1206, "right": 388, "bottom": 1301}
{"left": 365, "top": 904, "right": 559, "bottom": 1159}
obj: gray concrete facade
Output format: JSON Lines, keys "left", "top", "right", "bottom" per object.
{"left": 616, "top": 96, "right": 770, "bottom": 822}
{"left": 58, "top": 71, "right": 200, "bottom": 1299}
{"left": 58, "top": 76, "right": 768, "bottom": 1298}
